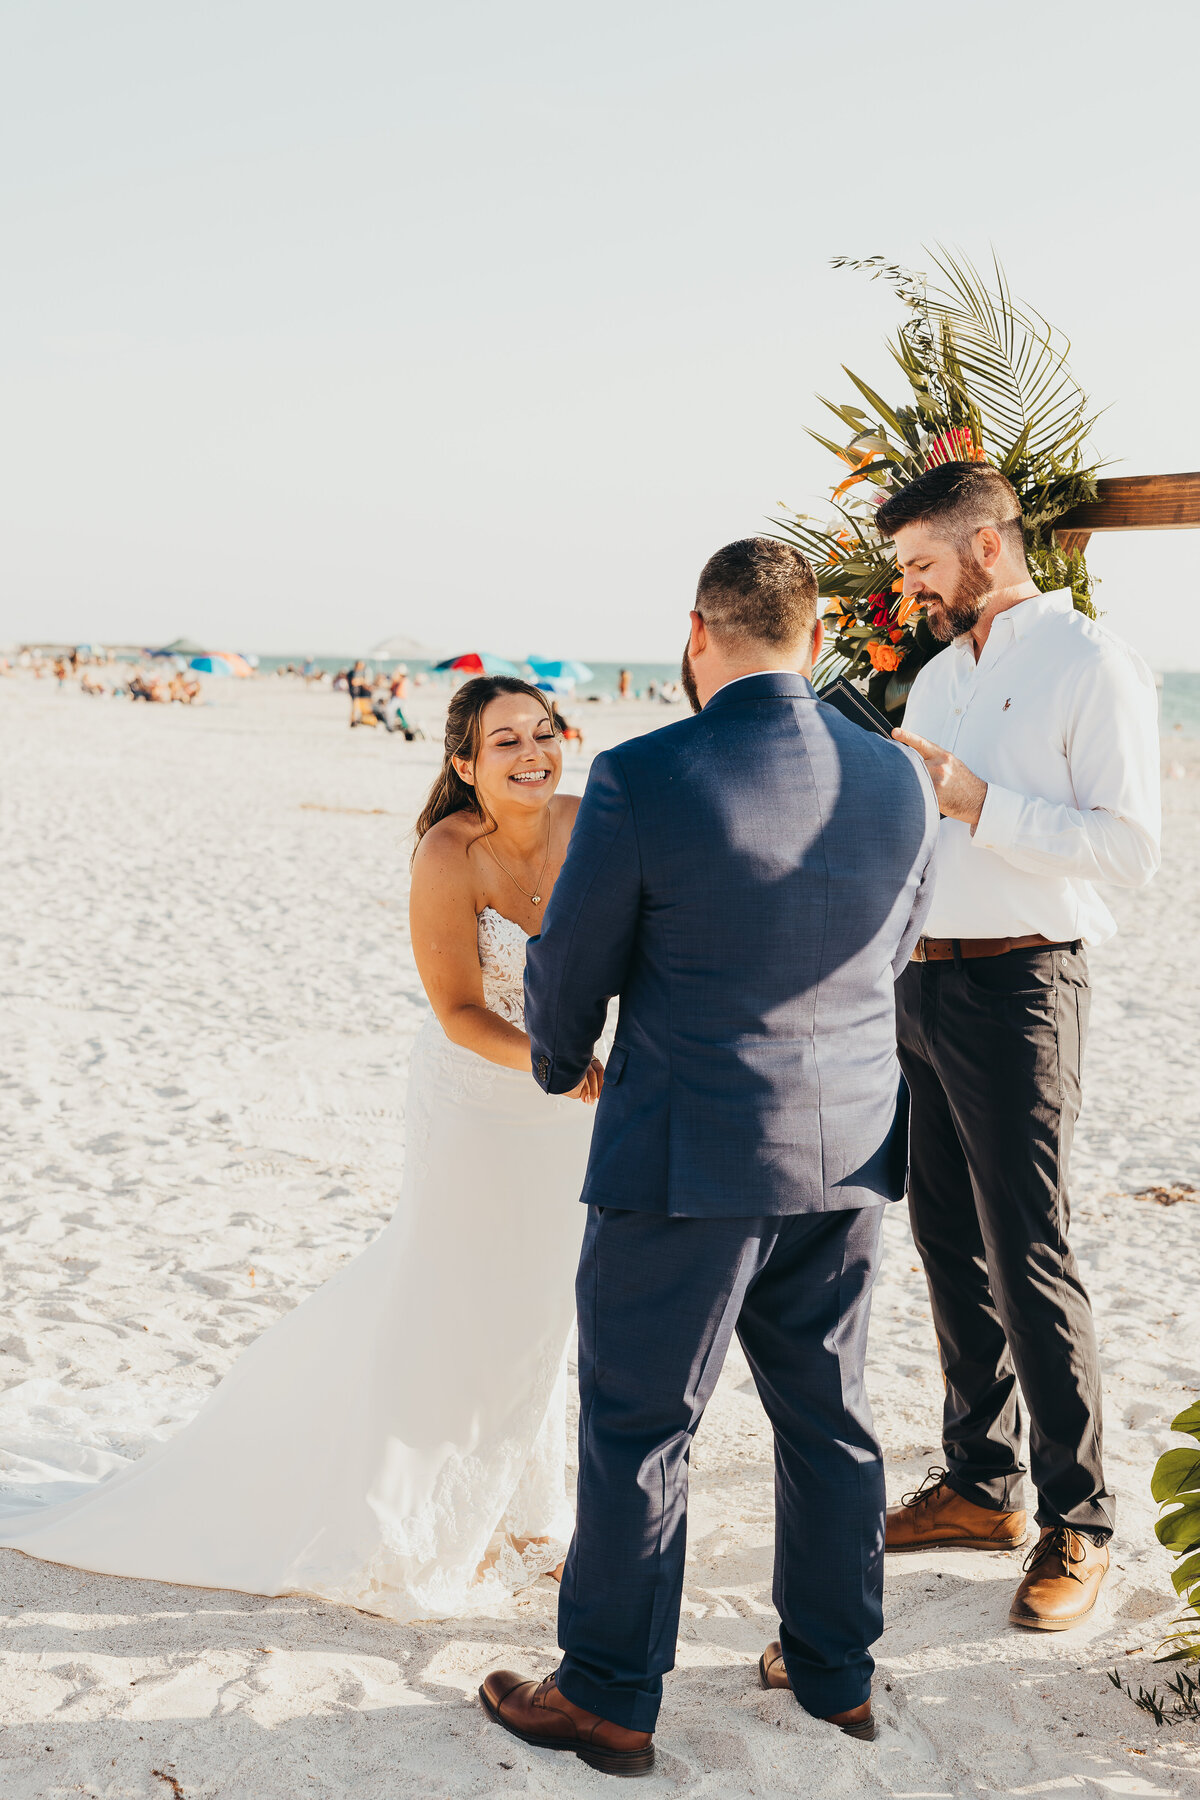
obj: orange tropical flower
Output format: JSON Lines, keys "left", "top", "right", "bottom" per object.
{"left": 896, "top": 594, "right": 922, "bottom": 627}
{"left": 891, "top": 577, "right": 904, "bottom": 593}
{"left": 867, "top": 642, "right": 903, "bottom": 672}
{"left": 831, "top": 449, "right": 877, "bottom": 500}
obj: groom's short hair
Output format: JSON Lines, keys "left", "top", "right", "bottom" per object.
{"left": 695, "top": 539, "right": 818, "bottom": 650}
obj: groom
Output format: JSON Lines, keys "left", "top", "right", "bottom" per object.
{"left": 480, "top": 539, "right": 938, "bottom": 1774}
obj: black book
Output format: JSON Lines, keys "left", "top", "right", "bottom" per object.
{"left": 817, "top": 676, "right": 894, "bottom": 739}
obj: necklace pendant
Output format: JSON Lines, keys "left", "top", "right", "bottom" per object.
{"left": 531, "top": 894, "right": 542, "bottom": 906}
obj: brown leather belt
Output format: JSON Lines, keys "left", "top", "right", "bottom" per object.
{"left": 911, "top": 933, "right": 1067, "bottom": 964}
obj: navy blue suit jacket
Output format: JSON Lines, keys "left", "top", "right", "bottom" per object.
{"left": 524, "top": 672, "right": 939, "bottom": 1217}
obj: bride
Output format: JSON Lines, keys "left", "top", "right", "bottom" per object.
{"left": 0, "top": 676, "right": 603, "bottom": 1620}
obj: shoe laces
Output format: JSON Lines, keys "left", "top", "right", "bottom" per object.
{"left": 1022, "top": 1526, "right": 1087, "bottom": 1579}
{"left": 901, "top": 1465, "right": 950, "bottom": 1509}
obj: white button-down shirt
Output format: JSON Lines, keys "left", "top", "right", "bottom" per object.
{"left": 902, "top": 588, "right": 1161, "bottom": 945}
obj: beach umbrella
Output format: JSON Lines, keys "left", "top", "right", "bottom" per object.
{"left": 188, "top": 652, "right": 253, "bottom": 677}
{"left": 534, "top": 676, "right": 577, "bottom": 697}
{"left": 527, "top": 657, "right": 594, "bottom": 684}
{"left": 370, "top": 632, "right": 439, "bottom": 660}
{"left": 150, "top": 637, "right": 209, "bottom": 658}
{"left": 433, "top": 651, "right": 522, "bottom": 676}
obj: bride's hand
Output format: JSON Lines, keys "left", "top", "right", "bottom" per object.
{"left": 565, "top": 1057, "right": 605, "bottom": 1105}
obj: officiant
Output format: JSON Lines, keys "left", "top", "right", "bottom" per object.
{"left": 876, "top": 461, "right": 1160, "bottom": 1630}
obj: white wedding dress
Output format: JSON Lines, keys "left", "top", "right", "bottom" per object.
{"left": 0, "top": 909, "right": 593, "bottom": 1620}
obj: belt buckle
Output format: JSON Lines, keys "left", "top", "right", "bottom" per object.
{"left": 912, "top": 939, "right": 928, "bottom": 963}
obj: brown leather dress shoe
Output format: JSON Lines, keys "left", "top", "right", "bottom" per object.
{"left": 1009, "top": 1526, "right": 1109, "bottom": 1630}
{"left": 885, "top": 1466, "right": 1028, "bottom": 1552}
{"left": 479, "top": 1669, "right": 655, "bottom": 1776}
{"left": 757, "top": 1642, "right": 876, "bottom": 1740}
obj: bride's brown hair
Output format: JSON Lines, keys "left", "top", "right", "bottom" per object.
{"left": 413, "top": 675, "right": 559, "bottom": 848}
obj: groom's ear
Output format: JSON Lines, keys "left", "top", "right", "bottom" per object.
{"left": 810, "top": 617, "right": 824, "bottom": 666}
{"left": 689, "top": 610, "right": 708, "bottom": 656}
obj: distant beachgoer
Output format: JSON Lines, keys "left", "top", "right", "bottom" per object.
{"left": 618, "top": 668, "right": 632, "bottom": 700}
{"left": 377, "top": 673, "right": 420, "bottom": 738}
{"left": 551, "top": 706, "right": 584, "bottom": 753}
{"left": 348, "top": 661, "right": 377, "bottom": 727}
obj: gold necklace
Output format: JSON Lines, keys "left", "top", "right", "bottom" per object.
{"left": 485, "top": 812, "right": 553, "bottom": 907}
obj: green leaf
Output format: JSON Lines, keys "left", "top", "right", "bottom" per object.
{"left": 1152, "top": 1449, "right": 1200, "bottom": 1505}
{"left": 1172, "top": 1402, "right": 1200, "bottom": 1440}
{"left": 841, "top": 368, "right": 911, "bottom": 439}
{"left": 807, "top": 427, "right": 861, "bottom": 465}
{"left": 1157, "top": 1499, "right": 1200, "bottom": 1554}
{"left": 1170, "top": 1552, "right": 1200, "bottom": 1600}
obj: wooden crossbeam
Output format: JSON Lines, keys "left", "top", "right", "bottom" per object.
{"left": 1053, "top": 471, "right": 1200, "bottom": 554}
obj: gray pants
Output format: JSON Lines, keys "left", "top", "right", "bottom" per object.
{"left": 896, "top": 944, "right": 1113, "bottom": 1539}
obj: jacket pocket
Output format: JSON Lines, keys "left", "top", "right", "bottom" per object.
{"left": 605, "top": 1045, "right": 628, "bottom": 1085}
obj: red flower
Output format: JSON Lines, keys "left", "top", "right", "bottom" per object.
{"left": 926, "top": 425, "right": 985, "bottom": 467}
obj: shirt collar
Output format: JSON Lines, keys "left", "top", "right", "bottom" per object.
{"left": 715, "top": 668, "right": 797, "bottom": 693}
{"left": 703, "top": 669, "right": 816, "bottom": 712}
{"left": 953, "top": 587, "right": 1073, "bottom": 654}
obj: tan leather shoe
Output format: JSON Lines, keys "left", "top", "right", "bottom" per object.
{"left": 1009, "top": 1526, "right": 1109, "bottom": 1630}
{"left": 758, "top": 1642, "right": 876, "bottom": 1740}
{"left": 479, "top": 1668, "right": 655, "bottom": 1776}
{"left": 886, "top": 1466, "right": 1028, "bottom": 1552}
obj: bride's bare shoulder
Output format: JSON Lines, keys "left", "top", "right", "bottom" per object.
{"left": 554, "top": 793, "right": 583, "bottom": 828}
{"left": 411, "top": 812, "right": 488, "bottom": 898}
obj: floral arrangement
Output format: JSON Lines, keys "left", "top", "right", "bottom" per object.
{"left": 774, "top": 250, "right": 1104, "bottom": 718}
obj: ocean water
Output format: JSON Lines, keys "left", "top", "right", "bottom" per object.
{"left": 1161, "top": 671, "right": 1200, "bottom": 738}
{"left": 256, "top": 655, "right": 682, "bottom": 701}
{"left": 257, "top": 658, "right": 1200, "bottom": 731}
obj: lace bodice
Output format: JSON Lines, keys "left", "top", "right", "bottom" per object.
{"left": 478, "top": 906, "right": 529, "bottom": 1029}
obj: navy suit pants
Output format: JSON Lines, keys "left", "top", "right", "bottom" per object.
{"left": 557, "top": 1204, "right": 886, "bottom": 1732}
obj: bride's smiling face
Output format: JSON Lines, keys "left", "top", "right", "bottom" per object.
{"left": 454, "top": 694, "right": 562, "bottom": 819}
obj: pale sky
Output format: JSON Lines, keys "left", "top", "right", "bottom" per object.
{"left": 1, "top": 0, "right": 1198, "bottom": 664}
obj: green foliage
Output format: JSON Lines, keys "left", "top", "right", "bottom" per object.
{"left": 1153, "top": 1401, "right": 1200, "bottom": 1662}
{"left": 774, "top": 248, "right": 1103, "bottom": 717}
{"left": 1108, "top": 1665, "right": 1200, "bottom": 1726}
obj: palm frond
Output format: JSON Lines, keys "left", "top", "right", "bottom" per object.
{"left": 919, "top": 245, "right": 1100, "bottom": 469}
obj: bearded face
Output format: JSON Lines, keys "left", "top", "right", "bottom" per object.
{"left": 920, "top": 546, "right": 993, "bottom": 642}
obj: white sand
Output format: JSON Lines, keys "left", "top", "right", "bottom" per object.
{"left": 1, "top": 674, "right": 1198, "bottom": 1799}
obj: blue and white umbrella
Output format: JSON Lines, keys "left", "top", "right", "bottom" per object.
{"left": 527, "top": 657, "right": 594, "bottom": 685}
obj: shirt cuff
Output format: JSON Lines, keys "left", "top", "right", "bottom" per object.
{"left": 972, "top": 781, "right": 1023, "bottom": 851}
